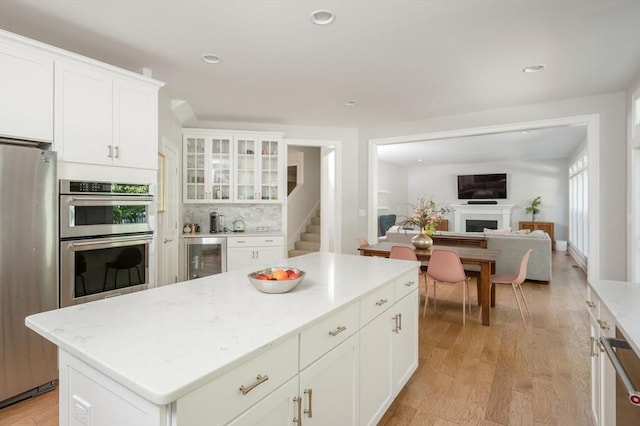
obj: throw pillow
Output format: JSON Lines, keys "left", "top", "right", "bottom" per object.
{"left": 514, "top": 229, "right": 531, "bottom": 235}
{"left": 484, "top": 227, "right": 512, "bottom": 234}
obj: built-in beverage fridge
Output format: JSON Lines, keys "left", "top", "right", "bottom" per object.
{"left": 183, "top": 237, "right": 227, "bottom": 280}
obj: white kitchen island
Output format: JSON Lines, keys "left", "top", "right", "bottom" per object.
{"left": 26, "top": 252, "right": 420, "bottom": 426}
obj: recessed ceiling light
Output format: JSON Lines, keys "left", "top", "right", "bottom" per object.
{"left": 202, "top": 54, "right": 221, "bottom": 64}
{"left": 522, "top": 64, "right": 545, "bottom": 73}
{"left": 344, "top": 100, "right": 357, "bottom": 107}
{"left": 311, "top": 9, "right": 335, "bottom": 25}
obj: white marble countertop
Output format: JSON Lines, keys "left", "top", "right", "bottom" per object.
{"left": 181, "top": 231, "right": 283, "bottom": 238}
{"left": 26, "top": 252, "right": 417, "bottom": 405}
{"left": 588, "top": 279, "right": 640, "bottom": 355}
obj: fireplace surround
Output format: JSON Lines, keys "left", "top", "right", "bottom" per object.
{"left": 450, "top": 204, "right": 515, "bottom": 232}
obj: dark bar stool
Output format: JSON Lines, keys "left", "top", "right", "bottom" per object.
{"left": 103, "top": 247, "right": 142, "bottom": 290}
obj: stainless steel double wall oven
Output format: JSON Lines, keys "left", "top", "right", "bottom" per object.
{"left": 59, "top": 180, "right": 153, "bottom": 307}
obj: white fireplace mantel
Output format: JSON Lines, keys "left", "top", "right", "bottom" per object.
{"left": 450, "top": 204, "right": 515, "bottom": 232}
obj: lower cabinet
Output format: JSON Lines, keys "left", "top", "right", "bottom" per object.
{"left": 227, "top": 377, "right": 298, "bottom": 426}
{"left": 587, "top": 287, "right": 616, "bottom": 426}
{"left": 299, "top": 334, "right": 359, "bottom": 425}
{"left": 226, "top": 236, "right": 284, "bottom": 271}
{"left": 392, "top": 290, "right": 419, "bottom": 392}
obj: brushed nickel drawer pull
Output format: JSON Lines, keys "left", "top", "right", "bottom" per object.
{"left": 293, "top": 396, "right": 302, "bottom": 426}
{"left": 392, "top": 314, "right": 399, "bottom": 333}
{"left": 328, "top": 325, "right": 347, "bottom": 336}
{"left": 375, "top": 298, "right": 388, "bottom": 307}
{"left": 597, "top": 319, "right": 611, "bottom": 330}
{"left": 239, "top": 374, "right": 269, "bottom": 395}
{"left": 404, "top": 280, "right": 415, "bottom": 287}
{"left": 304, "top": 388, "right": 313, "bottom": 418}
{"left": 585, "top": 300, "right": 596, "bottom": 308}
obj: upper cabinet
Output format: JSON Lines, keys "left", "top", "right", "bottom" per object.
{"left": 182, "top": 129, "right": 283, "bottom": 204}
{"left": 234, "top": 135, "right": 282, "bottom": 203}
{"left": 183, "top": 131, "right": 233, "bottom": 203}
{"left": 0, "top": 39, "right": 54, "bottom": 142}
{"left": 0, "top": 29, "right": 164, "bottom": 174}
{"left": 55, "top": 60, "right": 160, "bottom": 170}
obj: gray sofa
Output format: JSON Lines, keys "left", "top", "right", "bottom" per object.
{"left": 382, "top": 227, "right": 552, "bottom": 282}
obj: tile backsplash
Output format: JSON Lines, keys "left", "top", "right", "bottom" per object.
{"left": 183, "top": 204, "right": 282, "bottom": 233}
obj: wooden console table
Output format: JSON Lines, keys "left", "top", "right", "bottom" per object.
{"left": 519, "top": 221, "right": 555, "bottom": 250}
{"left": 432, "top": 233, "right": 487, "bottom": 248}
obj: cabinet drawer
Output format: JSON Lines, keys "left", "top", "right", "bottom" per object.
{"left": 395, "top": 270, "right": 420, "bottom": 300}
{"left": 227, "top": 236, "right": 284, "bottom": 248}
{"left": 360, "top": 281, "right": 395, "bottom": 326}
{"left": 300, "top": 303, "right": 359, "bottom": 369}
{"left": 176, "top": 335, "right": 298, "bottom": 426}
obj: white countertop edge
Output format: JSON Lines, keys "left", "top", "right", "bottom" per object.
{"left": 588, "top": 279, "right": 640, "bottom": 355}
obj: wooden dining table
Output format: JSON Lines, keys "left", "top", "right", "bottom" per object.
{"left": 358, "top": 242, "right": 501, "bottom": 326}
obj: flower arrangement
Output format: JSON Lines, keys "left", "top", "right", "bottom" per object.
{"left": 397, "top": 195, "right": 451, "bottom": 236}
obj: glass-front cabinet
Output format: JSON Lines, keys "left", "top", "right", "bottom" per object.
{"left": 183, "top": 129, "right": 282, "bottom": 204}
{"left": 183, "top": 131, "right": 232, "bottom": 203}
{"left": 234, "top": 135, "right": 282, "bottom": 203}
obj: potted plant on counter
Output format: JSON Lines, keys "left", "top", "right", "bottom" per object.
{"left": 525, "top": 196, "right": 542, "bottom": 221}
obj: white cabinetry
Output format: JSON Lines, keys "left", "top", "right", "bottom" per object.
{"left": 234, "top": 135, "right": 283, "bottom": 203}
{"left": 299, "top": 334, "right": 359, "bottom": 425}
{"left": 359, "top": 272, "right": 419, "bottom": 426}
{"left": 587, "top": 287, "right": 616, "bottom": 426}
{"left": 182, "top": 131, "right": 233, "bottom": 203}
{"left": 54, "top": 59, "right": 160, "bottom": 169}
{"left": 226, "top": 236, "right": 284, "bottom": 271}
{"left": 0, "top": 39, "right": 53, "bottom": 142}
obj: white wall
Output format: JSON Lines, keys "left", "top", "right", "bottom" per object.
{"left": 287, "top": 146, "right": 321, "bottom": 250}
{"left": 400, "top": 159, "right": 569, "bottom": 238}
{"left": 377, "top": 160, "right": 408, "bottom": 217}
{"left": 361, "top": 92, "right": 627, "bottom": 281}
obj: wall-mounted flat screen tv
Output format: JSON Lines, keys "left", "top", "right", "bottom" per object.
{"left": 457, "top": 173, "right": 507, "bottom": 199}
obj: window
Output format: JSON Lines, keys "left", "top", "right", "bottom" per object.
{"left": 569, "top": 151, "right": 588, "bottom": 260}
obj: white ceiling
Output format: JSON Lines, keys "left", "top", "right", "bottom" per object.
{"left": 0, "top": 0, "right": 639, "bottom": 130}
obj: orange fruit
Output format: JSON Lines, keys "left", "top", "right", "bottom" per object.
{"left": 272, "top": 269, "right": 289, "bottom": 280}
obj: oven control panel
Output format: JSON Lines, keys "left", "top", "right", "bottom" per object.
{"left": 60, "top": 180, "right": 150, "bottom": 195}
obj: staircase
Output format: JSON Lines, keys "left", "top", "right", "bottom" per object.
{"left": 288, "top": 211, "right": 321, "bottom": 257}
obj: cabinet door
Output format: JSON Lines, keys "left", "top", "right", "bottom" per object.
{"left": 55, "top": 60, "right": 113, "bottom": 165}
{"left": 359, "top": 310, "right": 393, "bottom": 426}
{"left": 227, "top": 376, "right": 298, "bottom": 426}
{"left": 227, "top": 247, "right": 254, "bottom": 271}
{"left": 392, "top": 290, "right": 419, "bottom": 392}
{"left": 259, "top": 137, "right": 282, "bottom": 202}
{"left": 0, "top": 41, "right": 53, "bottom": 142}
{"left": 299, "top": 334, "right": 358, "bottom": 426}
{"left": 255, "top": 246, "right": 285, "bottom": 265}
{"left": 209, "top": 136, "right": 232, "bottom": 201}
{"left": 183, "top": 135, "right": 208, "bottom": 202}
{"left": 235, "top": 135, "right": 258, "bottom": 202}
{"left": 113, "top": 79, "right": 157, "bottom": 169}
{"left": 589, "top": 317, "right": 601, "bottom": 425}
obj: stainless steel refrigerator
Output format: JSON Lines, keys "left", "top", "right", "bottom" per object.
{"left": 0, "top": 141, "right": 58, "bottom": 408}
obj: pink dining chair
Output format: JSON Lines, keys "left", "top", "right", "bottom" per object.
{"left": 491, "top": 249, "right": 532, "bottom": 325}
{"left": 425, "top": 249, "right": 471, "bottom": 325}
{"left": 389, "top": 246, "right": 428, "bottom": 312}
{"left": 358, "top": 237, "right": 370, "bottom": 248}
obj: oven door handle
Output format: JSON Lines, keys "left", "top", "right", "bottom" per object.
{"left": 69, "top": 235, "right": 154, "bottom": 247}
{"left": 67, "top": 196, "right": 154, "bottom": 203}
{"left": 600, "top": 337, "right": 640, "bottom": 406}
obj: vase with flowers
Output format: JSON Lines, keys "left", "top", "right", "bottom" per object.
{"left": 397, "top": 195, "right": 451, "bottom": 249}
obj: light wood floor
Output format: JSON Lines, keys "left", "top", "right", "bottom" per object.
{"left": 0, "top": 252, "right": 592, "bottom": 426}
{"left": 380, "top": 251, "right": 593, "bottom": 426}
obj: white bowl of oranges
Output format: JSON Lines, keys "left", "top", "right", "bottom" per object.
{"left": 247, "top": 267, "right": 305, "bottom": 294}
